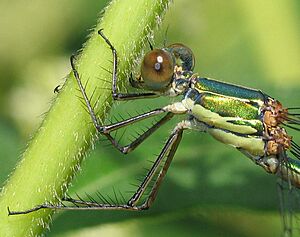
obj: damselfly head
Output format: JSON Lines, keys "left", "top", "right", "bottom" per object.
{"left": 132, "top": 43, "right": 195, "bottom": 93}
{"left": 139, "top": 49, "right": 175, "bottom": 91}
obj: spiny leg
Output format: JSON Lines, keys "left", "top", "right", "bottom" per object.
{"left": 72, "top": 56, "right": 165, "bottom": 153}
{"left": 277, "top": 151, "right": 300, "bottom": 236}
{"left": 98, "top": 29, "right": 159, "bottom": 101}
{"left": 64, "top": 120, "right": 189, "bottom": 209}
{"left": 277, "top": 153, "right": 292, "bottom": 236}
{"left": 103, "top": 112, "right": 174, "bottom": 154}
{"left": 97, "top": 101, "right": 186, "bottom": 154}
{"left": 8, "top": 121, "right": 190, "bottom": 214}
{"left": 98, "top": 101, "right": 187, "bottom": 154}
{"left": 62, "top": 121, "right": 186, "bottom": 209}
{"left": 71, "top": 55, "right": 99, "bottom": 129}
{"left": 129, "top": 120, "right": 188, "bottom": 208}
{"left": 71, "top": 52, "right": 187, "bottom": 154}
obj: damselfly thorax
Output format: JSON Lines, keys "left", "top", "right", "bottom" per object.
{"left": 129, "top": 39, "right": 299, "bottom": 186}
{"left": 8, "top": 30, "right": 300, "bottom": 229}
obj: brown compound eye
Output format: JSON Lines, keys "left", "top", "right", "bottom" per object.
{"left": 141, "top": 49, "right": 174, "bottom": 91}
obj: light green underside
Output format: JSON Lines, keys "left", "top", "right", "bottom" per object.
{"left": 183, "top": 98, "right": 262, "bottom": 134}
{"left": 208, "top": 129, "right": 265, "bottom": 156}
{"left": 182, "top": 98, "right": 265, "bottom": 156}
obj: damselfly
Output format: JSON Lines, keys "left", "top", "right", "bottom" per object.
{"left": 9, "top": 30, "right": 300, "bottom": 233}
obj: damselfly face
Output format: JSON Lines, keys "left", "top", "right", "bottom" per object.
{"left": 131, "top": 43, "right": 195, "bottom": 95}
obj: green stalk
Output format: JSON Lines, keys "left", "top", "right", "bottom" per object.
{"left": 0, "top": 0, "right": 170, "bottom": 236}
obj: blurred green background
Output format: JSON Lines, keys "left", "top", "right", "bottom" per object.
{"left": 1, "top": 0, "right": 300, "bottom": 236}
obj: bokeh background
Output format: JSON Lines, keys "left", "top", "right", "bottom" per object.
{"left": 1, "top": 0, "right": 300, "bottom": 236}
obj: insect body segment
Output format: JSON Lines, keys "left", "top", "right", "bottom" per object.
{"left": 8, "top": 30, "right": 300, "bottom": 217}
{"left": 135, "top": 43, "right": 195, "bottom": 92}
{"left": 132, "top": 38, "right": 300, "bottom": 188}
{"left": 182, "top": 77, "right": 298, "bottom": 181}
{"left": 263, "top": 99, "right": 292, "bottom": 155}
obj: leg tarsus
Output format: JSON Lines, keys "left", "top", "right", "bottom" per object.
{"left": 98, "top": 29, "right": 160, "bottom": 101}
{"left": 8, "top": 121, "right": 189, "bottom": 214}
{"left": 8, "top": 204, "right": 48, "bottom": 216}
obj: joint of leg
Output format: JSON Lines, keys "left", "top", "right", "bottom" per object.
{"left": 70, "top": 55, "right": 76, "bottom": 68}
{"left": 112, "top": 93, "right": 120, "bottom": 100}
{"left": 96, "top": 125, "right": 105, "bottom": 134}
{"left": 127, "top": 200, "right": 134, "bottom": 207}
{"left": 98, "top": 29, "right": 104, "bottom": 35}
{"left": 175, "top": 120, "right": 192, "bottom": 130}
{"left": 7, "top": 206, "right": 12, "bottom": 216}
{"left": 121, "top": 146, "right": 131, "bottom": 154}
{"left": 163, "top": 102, "right": 187, "bottom": 114}
{"left": 140, "top": 203, "right": 150, "bottom": 210}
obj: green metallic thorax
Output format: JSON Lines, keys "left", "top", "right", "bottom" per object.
{"left": 182, "top": 77, "right": 268, "bottom": 156}
{"left": 195, "top": 77, "right": 267, "bottom": 102}
{"left": 186, "top": 77, "right": 266, "bottom": 134}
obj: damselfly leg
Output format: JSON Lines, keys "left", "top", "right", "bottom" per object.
{"left": 8, "top": 119, "right": 189, "bottom": 213}
{"left": 278, "top": 152, "right": 296, "bottom": 237}
{"left": 8, "top": 30, "right": 190, "bottom": 214}
{"left": 8, "top": 28, "right": 300, "bottom": 237}
{"left": 98, "top": 29, "right": 159, "bottom": 101}
{"left": 72, "top": 52, "right": 173, "bottom": 153}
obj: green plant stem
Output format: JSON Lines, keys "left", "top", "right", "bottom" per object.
{"left": 0, "top": 0, "right": 170, "bottom": 236}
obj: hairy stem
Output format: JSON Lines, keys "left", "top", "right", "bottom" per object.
{"left": 0, "top": 0, "right": 171, "bottom": 236}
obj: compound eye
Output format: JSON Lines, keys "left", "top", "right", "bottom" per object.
{"left": 141, "top": 49, "right": 174, "bottom": 91}
{"left": 168, "top": 43, "right": 195, "bottom": 71}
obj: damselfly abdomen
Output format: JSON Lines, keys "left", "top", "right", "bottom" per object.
{"left": 8, "top": 30, "right": 300, "bottom": 231}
